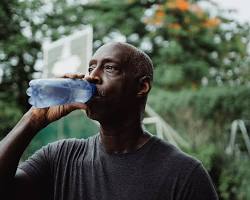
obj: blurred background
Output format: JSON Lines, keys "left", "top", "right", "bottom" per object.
{"left": 0, "top": 0, "right": 250, "bottom": 199}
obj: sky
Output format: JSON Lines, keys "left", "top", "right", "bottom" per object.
{"left": 215, "top": 0, "right": 250, "bottom": 23}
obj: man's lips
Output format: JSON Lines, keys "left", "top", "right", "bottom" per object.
{"left": 90, "top": 89, "right": 105, "bottom": 101}
{"left": 96, "top": 88, "right": 105, "bottom": 97}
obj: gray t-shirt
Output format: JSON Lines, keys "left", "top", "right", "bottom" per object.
{"left": 19, "top": 134, "right": 218, "bottom": 200}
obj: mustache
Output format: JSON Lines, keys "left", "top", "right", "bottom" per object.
{"left": 96, "top": 89, "right": 105, "bottom": 97}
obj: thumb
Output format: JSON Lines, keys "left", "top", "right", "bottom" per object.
{"left": 64, "top": 103, "right": 87, "bottom": 113}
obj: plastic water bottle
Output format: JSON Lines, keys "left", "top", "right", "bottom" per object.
{"left": 26, "top": 78, "right": 96, "bottom": 108}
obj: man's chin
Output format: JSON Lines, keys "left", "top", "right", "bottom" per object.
{"left": 85, "top": 107, "right": 102, "bottom": 121}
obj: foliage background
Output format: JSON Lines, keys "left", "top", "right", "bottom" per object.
{"left": 0, "top": 0, "right": 250, "bottom": 199}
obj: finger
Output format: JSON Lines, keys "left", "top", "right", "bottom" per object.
{"left": 75, "top": 73, "right": 85, "bottom": 79}
{"left": 71, "top": 102, "right": 87, "bottom": 110}
{"left": 58, "top": 73, "right": 72, "bottom": 78}
{"left": 62, "top": 73, "right": 85, "bottom": 79}
{"left": 64, "top": 102, "right": 87, "bottom": 113}
{"left": 84, "top": 76, "right": 101, "bottom": 84}
{"left": 61, "top": 73, "right": 76, "bottom": 79}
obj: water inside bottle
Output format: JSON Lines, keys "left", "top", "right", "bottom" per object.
{"left": 71, "top": 87, "right": 90, "bottom": 103}
{"left": 27, "top": 84, "right": 72, "bottom": 108}
{"left": 26, "top": 78, "right": 96, "bottom": 108}
{"left": 40, "top": 85, "right": 71, "bottom": 105}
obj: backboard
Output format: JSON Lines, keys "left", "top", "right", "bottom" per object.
{"left": 42, "top": 26, "right": 93, "bottom": 78}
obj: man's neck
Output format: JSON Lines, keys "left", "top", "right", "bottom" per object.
{"left": 99, "top": 120, "right": 151, "bottom": 154}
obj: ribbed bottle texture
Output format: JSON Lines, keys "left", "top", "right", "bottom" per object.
{"left": 26, "top": 78, "right": 96, "bottom": 108}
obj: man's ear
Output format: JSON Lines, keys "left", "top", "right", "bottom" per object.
{"left": 137, "top": 76, "right": 151, "bottom": 97}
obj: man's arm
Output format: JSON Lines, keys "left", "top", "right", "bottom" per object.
{"left": 12, "top": 169, "right": 44, "bottom": 200}
{"left": 0, "top": 104, "right": 86, "bottom": 199}
{"left": 0, "top": 73, "right": 88, "bottom": 199}
{"left": 0, "top": 110, "right": 42, "bottom": 197}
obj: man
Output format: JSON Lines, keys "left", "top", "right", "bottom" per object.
{"left": 0, "top": 42, "right": 218, "bottom": 200}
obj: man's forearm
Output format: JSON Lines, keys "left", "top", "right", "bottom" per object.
{"left": 0, "top": 112, "right": 41, "bottom": 189}
{"left": 0, "top": 99, "right": 84, "bottom": 195}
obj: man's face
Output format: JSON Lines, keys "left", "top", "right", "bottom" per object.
{"left": 85, "top": 43, "right": 138, "bottom": 122}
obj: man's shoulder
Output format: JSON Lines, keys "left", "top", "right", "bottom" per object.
{"left": 150, "top": 137, "right": 218, "bottom": 199}
{"left": 151, "top": 136, "right": 200, "bottom": 171}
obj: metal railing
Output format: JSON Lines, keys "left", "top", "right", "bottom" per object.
{"left": 226, "top": 119, "right": 250, "bottom": 156}
{"left": 143, "top": 105, "right": 190, "bottom": 149}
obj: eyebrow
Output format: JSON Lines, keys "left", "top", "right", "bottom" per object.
{"left": 89, "top": 57, "right": 121, "bottom": 66}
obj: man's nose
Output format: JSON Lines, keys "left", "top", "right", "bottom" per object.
{"left": 85, "top": 75, "right": 101, "bottom": 84}
{"left": 85, "top": 68, "right": 102, "bottom": 84}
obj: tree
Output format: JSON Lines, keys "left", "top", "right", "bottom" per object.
{"left": 1, "top": 0, "right": 249, "bottom": 111}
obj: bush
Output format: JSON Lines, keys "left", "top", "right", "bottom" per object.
{"left": 148, "top": 85, "right": 250, "bottom": 141}
{"left": 219, "top": 155, "right": 250, "bottom": 200}
{"left": 149, "top": 85, "right": 250, "bottom": 121}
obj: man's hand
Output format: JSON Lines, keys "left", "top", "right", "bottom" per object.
{"left": 25, "top": 73, "right": 87, "bottom": 130}
{"left": 26, "top": 103, "right": 87, "bottom": 130}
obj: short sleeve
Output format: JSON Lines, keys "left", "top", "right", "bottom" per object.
{"left": 179, "top": 163, "right": 219, "bottom": 200}
{"left": 18, "top": 140, "right": 62, "bottom": 181}
{"left": 18, "top": 146, "right": 50, "bottom": 181}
